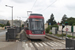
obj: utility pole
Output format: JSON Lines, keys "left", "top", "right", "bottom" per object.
{"left": 5, "top": 5, "right": 13, "bottom": 27}
{"left": 65, "top": 22, "right": 68, "bottom": 38}
{"left": 62, "top": 24, "right": 65, "bottom": 39}
{"left": 17, "top": 17, "right": 21, "bottom": 27}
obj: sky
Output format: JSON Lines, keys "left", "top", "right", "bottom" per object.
{"left": 0, "top": 0, "right": 75, "bottom": 23}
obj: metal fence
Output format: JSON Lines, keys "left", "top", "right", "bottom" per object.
{"left": 6, "top": 27, "right": 24, "bottom": 41}
{"left": 66, "top": 38, "right": 75, "bottom": 50}
{"left": 57, "top": 31, "right": 75, "bottom": 39}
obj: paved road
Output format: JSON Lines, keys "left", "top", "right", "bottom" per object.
{"left": 0, "top": 29, "right": 7, "bottom": 32}
{"left": 0, "top": 42, "right": 24, "bottom": 50}
{"left": 0, "top": 30, "right": 7, "bottom": 36}
{"left": 0, "top": 41, "right": 65, "bottom": 50}
{"left": 22, "top": 41, "right": 65, "bottom": 50}
{"left": 0, "top": 29, "right": 66, "bottom": 50}
{"left": 0, "top": 30, "right": 7, "bottom": 42}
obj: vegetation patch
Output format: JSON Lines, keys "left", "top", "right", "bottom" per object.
{"left": 55, "top": 34, "right": 66, "bottom": 37}
{"left": 49, "top": 32, "right": 52, "bottom": 34}
{"left": 45, "top": 25, "right": 50, "bottom": 33}
{"left": 67, "top": 35, "right": 72, "bottom": 38}
{"left": 54, "top": 34, "right": 75, "bottom": 38}
{"left": 73, "top": 36, "right": 75, "bottom": 38}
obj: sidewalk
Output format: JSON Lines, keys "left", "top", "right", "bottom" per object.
{"left": 0, "top": 42, "right": 24, "bottom": 50}
{"left": 0, "top": 29, "right": 7, "bottom": 32}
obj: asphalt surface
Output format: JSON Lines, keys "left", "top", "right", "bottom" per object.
{"left": 0, "top": 30, "right": 7, "bottom": 36}
{"left": 0, "top": 30, "right": 25, "bottom": 50}
{"left": 0, "top": 42, "right": 24, "bottom": 50}
{"left": 0, "top": 30, "right": 7, "bottom": 42}
{"left": 0, "top": 29, "right": 66, "bottom": 50}
{"left": 0, "top": 29, "right": 7, "bottom": 32}
{"left": 0, "top": 41, "right": 65, "bottom": 50}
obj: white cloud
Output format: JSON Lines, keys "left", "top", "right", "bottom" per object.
{"left": 0, "top": 0, "right": 75, "bottom": 23}
{"left": 11, "top": 0, "right": 34, "bottom": 3}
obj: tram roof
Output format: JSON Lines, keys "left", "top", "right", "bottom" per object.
{"left": 29, "top": 14, "right": 44, "bottom": 19}
{"left": 30, "top": 14, "right": 43, "bottom": 16}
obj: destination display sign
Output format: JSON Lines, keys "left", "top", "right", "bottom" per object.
{"left": 32, "top": 19, "right": 42, "bottom": 21}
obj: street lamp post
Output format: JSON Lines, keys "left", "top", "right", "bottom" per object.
{"left": 17, "top": 17, "right": 21, "bottom": 27}
{"left": 5, "top": 5, "right": 13, "bottom": 27}
{"left": 27, "top": 11, "right": 32, "bottom": 16}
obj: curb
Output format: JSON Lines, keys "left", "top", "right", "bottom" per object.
{"left": 46, "top": 33, "right": 65, "bottom": 40}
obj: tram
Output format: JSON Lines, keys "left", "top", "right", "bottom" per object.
{"left": 24, "top": 14, "right": 45, "bottom": 39}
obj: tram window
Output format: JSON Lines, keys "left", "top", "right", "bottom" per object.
{"left": 27, "top": 23, "right": 28, "bottom": 28}
{"left": 27, "top": 22, "right": 30, "bottom": 30}
{"left": 31, "top": 21, "right": 43, "bottom": 30}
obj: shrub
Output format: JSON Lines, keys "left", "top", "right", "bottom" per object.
{"left": 55, "top": 34, "right": 61, "bottom": 37}
{"left": 55, "top": 34, "right": 66, "bottom": 37}
{"left": 0, "top": 24, "right": 5, "bottom": 28}
{"left": 63, "top": 34, "right": 66, "bottom": 36}
{"left": 72, "top": 23, "right": 75, "bottom": 26}
{"left": 22, "top": 24, "right": 24, "bottom": 27}
{"left": 49, "top": 32, "right": 52, "bottom": 34}
{"left": 46, "top": 25, "right": 50, "bottom": 33}
{"left": 73, "top": 36, "right": 75, "bottom": 38}
{"left": 51, "top": 24, "right": 58, "bottom": 30}
{"left": 67, "top": 35, "right": 72, "bottom": 38}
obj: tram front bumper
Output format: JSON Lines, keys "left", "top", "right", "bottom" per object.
{"left": 29, "top": 35, "right": 45, "bottom": 39}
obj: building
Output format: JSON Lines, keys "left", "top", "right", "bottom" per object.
{"left": 44, "top": 23, "right": 48, "bottom": 29}
{"left": 0, "top": 19, "right": 8, "bottom": 24}
{"left": 0, "top": 19, "right": 24, "bottom": 27}
{"left": 9, "top": 20, "right": 24, "bottom": 27}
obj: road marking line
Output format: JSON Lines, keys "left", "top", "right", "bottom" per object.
{"left": 50, "top": 42, "right": 55, "bottom": 45}
{"left": 50, "top": 42, "right": 57, "bottom": 46}
{"left": 22, "top": 42, "right": 31, "bottom": 50}
{"left": 53, "top": 42, "right": 62, "bottom": 46}
{"left": 25, "top": 44, "right": 28, "bottom": 47}
{"left": 29, "top": 43, "right": 33, "bottom": 47}
{"left": 51, "top": 42, "right": 63, "bottom": 46}
{"left": 38, "top": 43, "right": 43, "bottom": 47}
{"left": 47, "top": 42, "right": 54, "bottom": 46}
{"left": 53, "top": 42, "right": 58, "bottom": 46}
{"left": 22, "top": 42, "right": 25, "bottom": 47}
{"left": 42, "top": 42, "right": 48, "bottom": 46}
{"left": 56, "top": 43, "right": 62, "bottom": 46}
{"left": 35, "top": 43, "right": 39, "bottom": 47}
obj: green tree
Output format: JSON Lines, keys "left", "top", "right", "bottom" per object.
{"left": 66, "top": 17, "right": 75, "bottom": 25}
{"left": 0, "top": 24, "right": 4, "bottom": 28}
{"left": 46, "top": 25, "right": 51, "bottom": 33}
{"left": 22, "top": 24, "right": 24, "bottom": 27}
{"left": 6, "top": 21, "right": 10, "bottom": 26}
{"left": 61, "top": 14, "right": 68, "bottom": 24}
{"left": 73, "top": 23, "right": 75, "bottom": 26}
{"left": 47, "top": 13, "right": 57, "bottom": 25}
{"left": 1, "top": 24, "right": 4, "bottom": 28}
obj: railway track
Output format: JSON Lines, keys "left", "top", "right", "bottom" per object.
{"left": 21, "top": 34, "right": 66, "bottom": 50}
{"left": 46, "top": 34, "right": 65, "bottom": 45}
{"left": 22, "top": 41, "right": 65, "bottom": 50}
{"left": 6, "top": 37, "right": 66, "bottom": 50}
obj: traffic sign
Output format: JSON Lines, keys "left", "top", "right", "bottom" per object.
{"left": 49, "top": 23, "right": 51, "bottom": 25}
{"left": 65, "top": 28, "right": 68, "bottom": 31}
{"left": 65, "top": 22, "right": 68, "bottom": 25}
{"left": 62, "top": 24, "right": 65, "bottom": 29}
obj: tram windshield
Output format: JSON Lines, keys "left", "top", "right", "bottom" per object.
{"left": 30, "top": 19, "right": 44, "bottom": 30}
